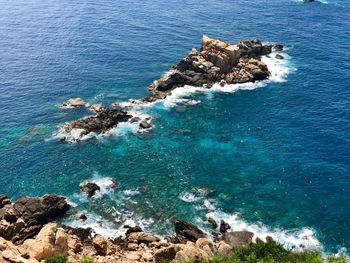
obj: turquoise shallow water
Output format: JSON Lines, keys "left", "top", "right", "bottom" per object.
{"left": 1, "top": 0, "right": 350, "bottom": 253}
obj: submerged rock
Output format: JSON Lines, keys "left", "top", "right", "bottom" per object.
{"left": 208, "top": 217, "right": 218, "bottom": 229}
{"left": 62, "top": 98, "right": 87, "bottom": 108}
{"left": 275, "top": 54, "right": 284, "bottom": 59}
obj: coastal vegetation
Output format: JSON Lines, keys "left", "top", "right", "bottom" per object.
{"left": 43, "top": 241, "right": 349, "bottom": 263}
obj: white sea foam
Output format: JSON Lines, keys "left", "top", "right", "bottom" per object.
{"left": 158, "top": 52, "right": 295, "bottom": 109}
{"left": 64, "top": 209, "right": 155, "bottom": 238}
{"left": 293, "top": 0, "right": 328, "bottom": 4}
{"left": 179, "top": 192, "right": 201, "bottom": 203}
{"left": 123, "top": 189, "right": 140, "bottom": 197}
{"left": 80, "top": 172, "right": 118, "bottom": 199}
{"left": 205, "top": 210, "right": 322, "bottom": 252}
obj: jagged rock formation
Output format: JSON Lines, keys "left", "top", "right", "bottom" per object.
{"left": 62, "top": 108, "right": 132, "bottom": 141}
{"left": 0, "top": 195, "right": 70, "bottom": 245}
{"left": 148, "top": 35, "right": 274, "bottom": 101}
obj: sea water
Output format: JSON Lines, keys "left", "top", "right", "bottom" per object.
{"left": 0, "top": 0, "right": 349, "bottom": 253}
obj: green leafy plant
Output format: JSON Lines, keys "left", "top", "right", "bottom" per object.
{"left": 45, "top": 254, "right": 68, "bottom": 263}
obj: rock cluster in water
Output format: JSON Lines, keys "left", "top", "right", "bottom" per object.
{"left": 147, "top": 35, "right": 273, "bottom": 101}
{"left": 58, "top": 35, "right": 283, "bottom": 142}
{"left": 63, "top": 108, "right": 133, "bottom": 141}
{"left": 0, "top": 193, "right": 278, "bottom": 262}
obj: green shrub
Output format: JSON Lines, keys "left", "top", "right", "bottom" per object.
{"left": 77, "top": 257, "right": 95, "bottom": 263}
{"left": 327, "top": 254, "right": 349, "bottom": 263}
{"left": 208, "top": 241, "right": 324, "bottom": 263}
{"left": 45, "top": 254, "right": 68, "bottom": 263}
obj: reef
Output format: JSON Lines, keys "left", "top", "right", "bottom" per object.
{"left": 57, "top": 35, "right": 283, "bottom": 142}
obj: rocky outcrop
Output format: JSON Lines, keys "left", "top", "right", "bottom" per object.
{"left": 173, "top": 219, "right": 207, "bottom": 243}
{"left": 0, "top": 195, "right": 70, "bottom": 244}
{"left": 62, "top": 108, "right": 132, "bottom": 141}
{"left": 219, "top": 220, "right": 231, "bottom": 234}
{"left": 149, "top": 35, "right": 273, "bottom": 99}
{"left": 80, "top": 183, "right": 100, "bottom": 197}
{"left": 0, "top": 201, "right": 282, "bottom": 263}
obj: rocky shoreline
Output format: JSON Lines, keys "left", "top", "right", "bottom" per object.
{"left": 0, "top": 194, "right": 277, "bottom": 263}
{"left": 57, "top": 35, "right": 284, "bottom": 142}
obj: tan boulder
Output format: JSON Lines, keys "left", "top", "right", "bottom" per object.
{"left": 153, "top": 245, "right": 182, "bottom": 263}
{"left": 128, "top": 232, "right": 160, "bottom": 244}
{"left": 23, "top": 223, "right": 57, "bottom": 261}
{"left": 67, "top": 235, "right": 83, "bottom": 255}
{"left": 174, "top": 242, "right": 210, "bottom": 263}
{"left": 201, "top": 35, "right": 241, "bottom": 73}
{"left": 217, "top": 241, "right": 232, "bottom": 255}
{"left": 54, "top": 228, "right": 68, "bottom": 254}
{"left": 125, "top": 251, "right": 142, "bottom": 261}
{"left": 195, "top": 238, "right": 217, "bottom": 257}
{"left": 2, "top": 249, "right": 27, "bottom": 263}
{"left": 92, "top": 234, "right": 107, "bottom": 256}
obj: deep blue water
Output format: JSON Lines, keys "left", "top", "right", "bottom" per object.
{"left": 1, "top": 0, "right": 350, "bottom": 253}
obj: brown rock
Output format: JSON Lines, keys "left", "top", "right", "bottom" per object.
{"left": 273, "top": 44, "right": 284, "bottom": 51}
{"left": 0, "top": 195, "right": 11, "bottom": 209}
{"left": 153, "top": 245, "right": 182, "bottom": 263}
{"left": 80, "top": 183, "right": 100, "bottom": 197}
{"left": 127, "top": 243, "right": 139, "bottom": 251}
{"left": 207, "top": 217, "right": 217, "bottom": 229}
{"left": 1, "top": 195, "right": 70, "bottom": 244}
{"left": 92, "top": 234, "right": 107, "bottom": 256}
{"left": 125, "top": 226, "right": 142, "bottom": 236}
{"left": 219, "top": 220, "right": 231, "bottom": 234}
{"left": 174, "top": 219, "right": 206, "bottom": 242}
{"left": 139, "top": 121, "right": 152, "bottom": 129}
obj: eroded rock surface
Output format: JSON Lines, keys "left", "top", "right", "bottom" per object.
{"left": 0, "top": 195, "right": 70, "bottom": 244}
{"left": 62, "top": 108, "right": 132, "bottom": 141}
{"left": 148, "top": 35, "right": 273, "bottom": 100}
